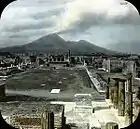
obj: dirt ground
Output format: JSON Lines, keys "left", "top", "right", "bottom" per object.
{"left": 0, "top": 67, "right": 105, "bottom": 117}
{"left": 6, "top": 67, "right": 92, "bottom": 91}
{"left": 5, "top": 67, "right": 105, "bottom": 101}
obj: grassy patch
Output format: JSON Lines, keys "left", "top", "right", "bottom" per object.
{"left": 6, "top": 68, "right": 92, "bottom": 92}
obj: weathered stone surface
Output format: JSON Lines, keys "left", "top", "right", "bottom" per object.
{"left": 105, "top": 122, "right": 119, "bottom": 129}
{"left": 109, "top": 87, "right": 114, "bottom": 103}
{"left": 125, "top": 77, "right": 133, "bottom": 125}
{"left": 133, "top": 101, "right": 140, "bottom": 121}
{"left": 118, "top": 81, "right": 125, "bottom": 116}
{"left": 113, "top": 81, "right": 119, "bottom": 109}
{"left": 41, "top": 111, "right": 54, "bottom": 129}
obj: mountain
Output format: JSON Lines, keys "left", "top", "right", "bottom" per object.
{"left": 107, "top": 41, "right": 140, "bottom": 54}
{"left": 0, "top": 33, "right": 117, "bottom": 55}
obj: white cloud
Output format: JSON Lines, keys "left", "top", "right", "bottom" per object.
{"left": 0, "top": 0, "right": 139, "bottom": 48}
{"left": 59, "top": 24, "right": 140, "bottom": 47}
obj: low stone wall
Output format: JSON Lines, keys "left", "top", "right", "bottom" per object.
{"left": 85, "top": 67, "right": 105, "bottom": 93}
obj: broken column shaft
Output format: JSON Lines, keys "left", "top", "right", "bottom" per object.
{"left": 118, "top": 80, "right": 125, "bottom": 116}
{"left": 113, "top": 80, "right": 119, "bottom": 109}
{"left": 41, "top": 111, "right": 54, "bottom": 129}
{"left": 106, "top": 84, "right": 109, "bottom": 99}
{"left": 112, "top": 77, "right": 126, "bottom": 116}
{"left": 125, "top": 75, "right": 133, "bottom": 125}
{"left": 109, "top": 85, "right": 114, "bottom": 103}
{"left": 105, "top": 122, "right": 119, "bottom": 129}
{"left": 105, "top": 77, "right": 110, "bottom": 99}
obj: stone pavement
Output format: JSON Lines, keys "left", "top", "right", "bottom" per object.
{"left": 1, "top": 100, "right": 128, "bottom": 129}
{"left": 51, "top": 100, "right": 126, "bottom": 129}
{"left": 92, "top": 101, "right": 126, "bottom": 128}
{"left": 105, "top": 99, "right": 128, "bottom": 128}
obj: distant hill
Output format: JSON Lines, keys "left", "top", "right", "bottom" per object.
{"left": 0, "top": 33, "right": 117, "bottom": 55}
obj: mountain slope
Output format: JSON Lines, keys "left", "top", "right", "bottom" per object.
{"left": 0, "top": 34, "right": 116, "bottom": 55}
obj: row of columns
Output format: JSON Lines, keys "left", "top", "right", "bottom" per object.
{"left": 106, "top": 74, "right": 133, "bottom": 127}
{"left": 47, "top": 56, "right": 66, "bottom": 62}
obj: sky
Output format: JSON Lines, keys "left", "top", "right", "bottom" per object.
{"left": 0, "top": 0, "right": 140, "bottom": 48}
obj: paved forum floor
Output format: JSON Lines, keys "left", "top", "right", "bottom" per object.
{"left": 51, "top": 100, "right": 127, "bottom": 129}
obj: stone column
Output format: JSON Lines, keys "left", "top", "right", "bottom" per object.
{"left": 105, "top": 122, "right": 119, "bottom": 129}
{"left": 118, "top": 81, "right": 125, "bottom": 116}
{"left": 109, "top": 86, "right": 114, "bottom": 103}
{"left": 125, "top": 80, "right": 128, "bottom": 114}
{"left": 113, "top": 80, "right": 119, "bottom": 109}
{"left": 125, "top": 77, "right": 133, "bottom": 125}
{"left": 106, "top": 77, "right": 110, "bottom": 99}
{"left": 41, "top": 111, "right": 54, "bottom": 129}
{"left": 106, "top": 84, "right": 109, "bottom": 99}
{"left": 62, "top": 117, "right": 66, "bottom": 126}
